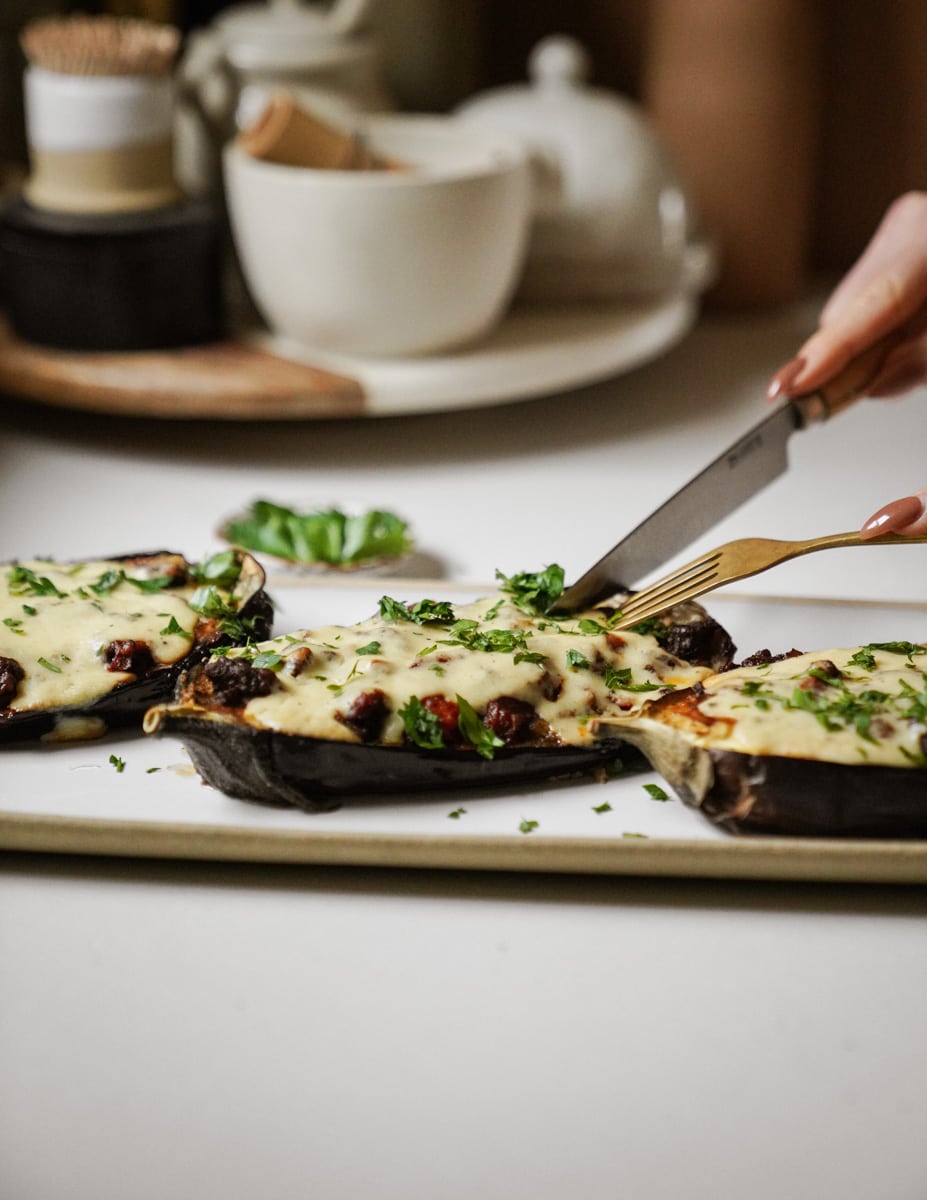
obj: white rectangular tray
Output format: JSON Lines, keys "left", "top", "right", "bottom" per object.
{"left": 2, "top": 581, "right": 926, "bottom": 883}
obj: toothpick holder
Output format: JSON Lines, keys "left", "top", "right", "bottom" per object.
{"left": 23, "top": 66, "right": 182, "bottom": 215}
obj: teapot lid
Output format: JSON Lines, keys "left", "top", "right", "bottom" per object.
{"left": 456, "top": 35, "right": 676, "bottom": 192}
{"left": 215, "top": 0, "right": 374, "bottom": 71}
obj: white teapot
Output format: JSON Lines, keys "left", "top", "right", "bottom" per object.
{"left": 176, "top": 0, "right": 391, "bottom": 194}
{"left": 455, "top": 35, "right": 713, "bottom": 305}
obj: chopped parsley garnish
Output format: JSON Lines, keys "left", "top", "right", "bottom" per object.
{"left": 514, "top": 650, "right": 547, "bottom": 666}
{"left": 89, "top": 569, "right": 125, "bottom": 596}
{"left": 251, "top": 651, "right": 284, "bottom": 671}
{"left": 357, "top": 641, "right": 381, "bottom": 656}
{"left": 577, "top": 617, "right": 618, "bottom": 635}
{"left": 189, "top": 585, "right": 262, "bottom": 643}
{"left": 643, "top": 782, "right": 670, "bottom": 801}
{"left": 448, "top": 807, "right": 467, "bottom": 820}
{"left": 191, "top": 550, "right": 242, "bottom": 588}
{"left": 126, "top": 574, "right": 175, "bottom": 594}
{"left": 627, "top": 617, "right": 664, "bottom": 638}
{"left": 734, "top": 657, "right": 927, "bottom": 750}
{"left": 867, "top": 641, "right": 926, "bottom": 659}
{"left": 603, "top": 665, "right": 660, "bottom": 692}
{"left": 442, "top": 622, "right": 530, "bottom": 655}
{"left": 7, "top": 565, "right": 67, "bottom": 598}
{"left": 518, "top": 818, "right": 539, "bottom": 834}
{"left": 109, "top": 754, "right": 125, "bottom": 773}
{"left": 224, "top": 500, "right": 411, "bottom": 566}
{"left": 849, "top": 643, "right": 926, "bottom": 672}
{"left": 848, "top": 648, "right": 877, "bottom": 671}
{"left": 3, "top": 617, "right": 24, "bottom": 635}
{"left": 159, "top": 615, "right": 189, "bottom": 638}
{"left": 788, "top": 679, "right": 889, "bottom": 741}
{"left": 592, "top": 801, "right": 613, "bottom": 813}
{"left": 896, "top": 677, "right": 927, "bottom": 724}
{"left": 398, "top": 696, "right": 445, "bottom": 750}
{"left": 456, "top": 694, "right": 505, "bottom": 760}
{"left": 379, "top": 596, "right": 456, "bottom": 625}
{"left": 566, "top": 648, "right": 590, "bottom": 670}
{"left": 37, "top": 656, "right": 61, "bottom": 673}
{"left": 496, "top": 564, "right": 565, "bottom": 616}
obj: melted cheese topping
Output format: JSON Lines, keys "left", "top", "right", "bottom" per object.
{"left": 687, "top": 645, "right": 927, "bottom": 766}
{"left": 220, "top": 593, "right": 713, "bottom": 747}
{"left": 0, "top": 557, "right": 218, "bottom": 714}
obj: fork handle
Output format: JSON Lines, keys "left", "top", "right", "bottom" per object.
{"left": 772, "top": 530, "right": 927, "bottom": 557}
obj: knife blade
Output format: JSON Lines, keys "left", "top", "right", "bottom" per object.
{"left": 555, "top": 333, "right": 896, "bottom": 612}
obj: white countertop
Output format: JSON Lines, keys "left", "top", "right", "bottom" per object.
{"left": 2, "top": 299, "right": 926, "bottom": 1200}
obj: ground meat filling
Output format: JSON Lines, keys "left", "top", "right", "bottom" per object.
{"left": 0, "top": 656, "right": 25, "bottom": 708}
{"left": 660, "top": 617, "right": 736, "bottom": 670}
{"left": 194, "top": 657, "right": 277, "bottom": 709}
{"left": 104, "top": 639, "right": 155, "bottom": 677}
{"left": 336, "top": 688, "right": 391, "bottom": 743}
{"left": 734, "top": 647, "right": 804, "bottom": 670}
{"left": 482, "top": 695, "right": 555, "bottom": 746}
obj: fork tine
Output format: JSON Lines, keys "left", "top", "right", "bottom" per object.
{"left": 616, "top": 554, "right": 722, "bottom": 623}
{"left": 619, "top": 555, "right": 722, "bottom": 617}
{"left": 617, "top": 579, "right": 720, "bottom": 628}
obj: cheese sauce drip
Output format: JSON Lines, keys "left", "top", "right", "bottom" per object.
{"left": 0, "top": 557, "right": 217, "bottom": 712}
{"left": 693, "top": 645, "right": 927, "bottom": 766}
{"left": 224, "top": 593, "right": 712, "bottom": 746}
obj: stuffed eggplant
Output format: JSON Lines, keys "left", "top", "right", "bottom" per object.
{"left": 144, "top": 570, "right": 736, "bottom": 811}
{"left": 596, "top": 643, "right": 927, "bottom": 837}
{"left": 0, "top": 549, "right": 271, "bottom": 742}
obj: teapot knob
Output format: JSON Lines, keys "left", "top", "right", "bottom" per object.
{"left": 528, "top": 35, "right": 591, "bottom": 90}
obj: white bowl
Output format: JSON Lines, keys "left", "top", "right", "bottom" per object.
{"left": 223, "top": 115, "right": 532, "bottom": 357}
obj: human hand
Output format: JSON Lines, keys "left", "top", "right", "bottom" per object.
{"left": 861, "top": 488, "right": 927, "bottom": 539}
{"left": 767, "top": 192, "right": 927, "bottom": 402}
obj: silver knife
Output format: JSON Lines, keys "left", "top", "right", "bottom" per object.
{"left": 555, "top": 334, "right": 896, "bottom": 612}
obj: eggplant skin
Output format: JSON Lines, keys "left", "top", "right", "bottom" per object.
{"left": 145, "top": 710, "right": 643, "bottom": 812}
{"left": 698, "top": 751, "right": 927, "bottom": 838}
{"left": 0, "top": 550, "right": 272, "bottom": 743}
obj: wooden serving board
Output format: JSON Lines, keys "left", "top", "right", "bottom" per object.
{"left": 0, "top": 315, "right": 366, "bottom": 420}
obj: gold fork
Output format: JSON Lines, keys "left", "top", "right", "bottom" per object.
{"left": 610, "top": 530, "right": 927, "bottom": 630}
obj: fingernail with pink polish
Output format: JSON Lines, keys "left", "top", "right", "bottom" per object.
{"left": 860, "top": 495, "right": 926, "bottom": 538}
{"left": 766, "top": 356, "right": 807, "bottom": 403}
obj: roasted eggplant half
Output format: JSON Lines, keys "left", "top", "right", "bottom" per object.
{"left": 145, "top": 577, "right": 735, "bottom": 811}
{"left": 596, "top": 643, "right": 927, "bottom": 837}
{"left": 0, "top": 549, "right": 271, "bottom": 742}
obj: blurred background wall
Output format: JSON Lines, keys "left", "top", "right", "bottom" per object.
{"left": 3, "top": 0, "right": 926, "bottom": 309}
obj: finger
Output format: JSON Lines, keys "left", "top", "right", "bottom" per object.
{"left": 767, "top": 194, "right": 927, "bottom": 402}
{"left": 860, "top": 487, "right": 927, "bottom": 539}
{"left": 766, "top": 301, "right": 927, "bottom": 403}
{"left": 821, "top": 192, "right": 927, "bottom": 324}
{"left": 866, "top": 337, "right": 927, "bottom": 397}
{"left": 792, "top": 273, "right": 927, "bottom": 392}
